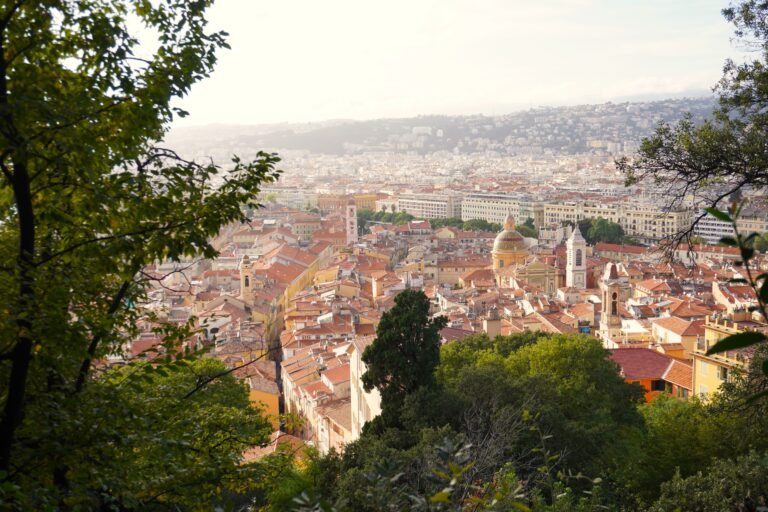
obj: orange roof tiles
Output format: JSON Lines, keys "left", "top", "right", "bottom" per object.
{"left": 610, "top": 348, "right": 673, "bottom": 380}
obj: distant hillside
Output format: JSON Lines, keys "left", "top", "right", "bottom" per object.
{"left": 167, "top": 97, "right": 716, "bottom": 156}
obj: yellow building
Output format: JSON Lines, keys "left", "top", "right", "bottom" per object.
{"left": 496, "top": 258, "right": 560, "bottom": 295}
{"left": 692, "top": 316, "right": 764, "bottom": 398}
{"left": 353, "top": 193, "right": 377, "bottom": 212}
{"left": 492, "top": 214, "right": 529, "bottom": 270}
{"left": 249, "top": 377, "right": 281, "bottom": 429}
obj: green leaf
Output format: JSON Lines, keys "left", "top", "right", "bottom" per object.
{"left": 429, "top": 491, "right": 451, "bottom": 503}
{"left": 706, "top": 207, "right": 732, "bottom": 223}
{"left": 746, "top": 389, "right": 768, "bottom": 404}
{"left": 719, "top": 236, "right": 738, "bottom": 247}
{"left": 706, "top": 331, "right": 767, "bottom": 355}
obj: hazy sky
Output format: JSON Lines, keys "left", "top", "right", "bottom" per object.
{"left": 173, "top": 0, "right": 741, "bottom": 126}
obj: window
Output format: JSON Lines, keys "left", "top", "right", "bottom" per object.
{"left": 718, "top": 366, "right": 729, "bottom": 382}
{"left": 651, "top": 380, "right": 666, "bottom": 392}
{"left": 699, "top": 361, "right": 708, "bottom": 376}
{"left": 611, "top": 292, "right": 618, "bottom": 316}
{"left": 244, "top": 275, "right": 250, "bottom": 287}
{"left": 575, "top": 248, "right": 582, "bottom": 266}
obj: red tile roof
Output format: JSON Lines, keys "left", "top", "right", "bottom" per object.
{"left": 609, "top": 348, "right": 673, "bottom": 380}
{"left": 662, "top": 359, "right": 693, "bottom": 390}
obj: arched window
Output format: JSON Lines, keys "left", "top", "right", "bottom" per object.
{"left": 575, "top": 249, "right": 582, "bottom": 267}
{"left": 244, "top": 275, "right": 250, "bottom": 288}
{"left": 499, "top": 260, "right": 504, "bottom": 268}
{"left": 611, "top": 292, "right": 618, "bottom": 316}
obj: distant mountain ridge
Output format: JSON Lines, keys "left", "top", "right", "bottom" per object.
{"left": 167, "top": 97, "right": 716, "bottom": 156}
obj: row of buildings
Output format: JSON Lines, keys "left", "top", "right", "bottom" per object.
{"left": 265, "top": 188, "right": 767, "bottom": 247}
{"left": 125, "top": 200, "right": 767, "bottom": 457}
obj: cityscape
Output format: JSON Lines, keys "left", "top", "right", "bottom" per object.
{"left": 141, "top": 95, "right": 768, "bottom": 457}
{"left": 2, "top": 1, "right": 768, "bottom": 511}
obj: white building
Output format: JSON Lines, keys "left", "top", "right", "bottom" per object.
{"left": 349, "top": 336, "right": 382, "bottom": 439}
{"left": 397, "top": 193, "right": 462, "bottom": 219}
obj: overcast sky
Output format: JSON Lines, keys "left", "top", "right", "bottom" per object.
{"left": 172, "top": 0, "right": 741, "bottom": 126}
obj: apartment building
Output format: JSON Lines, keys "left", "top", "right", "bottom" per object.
{"left": 543, "top": 201, "right": 692, "bottom": 243}
{"left": 397, "top": 193, "right": 462, "bottom": 219}
{"left": 694, "top": 211, "right": 768, "bottom": 244}
{"left": 461, "top": 193, "right": 544, "bottom": 227}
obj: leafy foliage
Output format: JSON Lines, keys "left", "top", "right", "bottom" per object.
{"left": 14, "top": 359, "right": 271, "bottom": 510}
{"left": 429, "top": 217, "right": 465, "bottom": 229}
{"left": 357, "top": 210, "right": 416, "bottom": 233}
{"left": 697, "top": 206, "right": 768, "bottom": 390}
{"left": 649, "top": 451, "right": 768, "bottom": 512}
{"left": 618, "top": 1, "right": 768, "bottom": 244}
{"left": 563, "top": 218, "right": 632, "bottom": 245}
{"left": 461, "top": 218, "right": 503, "bottom": 233}
{"left": 516, "top": 218, "right": 538, "bottom": 239}
{"left": 361, "top": 290, "right": 447, "bottom": 429}
{"left": 0, "top": 0, "right": 280, "bottom": 507}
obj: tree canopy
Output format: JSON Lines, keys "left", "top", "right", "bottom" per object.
{"left": 563, "top": 217, "right": 632, "bottom": 245}
{"left": 0, "top": 0, "right": 279, "bottom": 506}
{"left": 361, "top": 289, "right": 447, "bottom": 429}
{"left": 618, "top": 1, "right": 768, "bottom": 240}
{"left": 461, "top": 218, "right": 503, "bottom": 232}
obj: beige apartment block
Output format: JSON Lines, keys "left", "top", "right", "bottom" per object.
{"left": 397, "top": 193, "right": 462, "bottom": 219}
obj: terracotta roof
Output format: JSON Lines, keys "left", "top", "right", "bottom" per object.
{"left": 302, "top": 380, "right": 332, "bottom": 397}
{"left": 355, "top": 323, "right": 376, "bottom": 336}
{"left": 635, "top": 279, "right": 672, "bottom": 293}
{"left": 242, "top": 431, "right": 304, "bottom": 462}
{"left": 652, "top": 317, "right": 705, "bottom": 337}
{"left": 321, "top": 399, "right": 352, "bottom": 431}
{"left": 440, "top": 327, "right": 474, "bottom": 342}
{"left": 662, "top": 359, "right": 693, "bottom": 390}
{"left": 595, "top": 242, "right": 646, "bottom": 254}
{"left": 609, "top": 348, "right": 673, "bottom": 380}
{"left": 323, "top": 363, "right": 350, "bottom": 385}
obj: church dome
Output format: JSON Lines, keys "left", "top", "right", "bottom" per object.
{"left": 492, "top": 214, "right": 526, "bottom": 253}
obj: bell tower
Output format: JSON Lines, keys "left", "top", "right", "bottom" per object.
{"left": 346, "top": 198, "right": 358, "bottom": 245}
{"left": 240, "top": 254, "right": 253, "bottom": 302}
{"left": 598, "top": 262, "right": 628, "bottom": 347}
{"left": 566, "top": 225, "right": 586, "bottom": 289}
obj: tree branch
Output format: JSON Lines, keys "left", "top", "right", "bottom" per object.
{"left": 182, "top": 345, "right": 280, "bottom": 400}
{"left": 73, "top": 280, "right": 131, "bottom": 393}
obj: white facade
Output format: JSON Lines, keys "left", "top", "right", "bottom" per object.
{"left": 462, "top": 195, "right": 693, "bottom": 243}
{"left": 346, "top": 202, "right": 358, "bottom": 244}
{"left": 461, "top": 192, "right": 543, "bottom": 227}
{"left": 565, "top": 226, "right": 586, "bottom": 289}
{"left": 397, "top": 193, "right": 462, "bottom": 219}
{"left": 349, "top": 337, "right": 382, "bottom": 439}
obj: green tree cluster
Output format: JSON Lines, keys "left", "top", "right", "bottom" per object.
{"left": 275, "top": 330, "right": 647, "bottom": 511}
{"left": 28, "top": 359, "right": 271, "bottom": 510}
{"left": 361, "top": 290, "right": 447, "bottom": 431}
{"left": 429, "top": 217, "right": 465, "bottom": 229}
{"left": 516, "top": 217, "right": 539, "bottom": 239}
{"left": 563, "top": 218, "right": 635, "bottom": 245}
{"left": 618, "top": 2, "right": 768, "bottom": 240}
{"left": 462, "top": 218, "right": 503, "bottom": 233}
{"left": 272, "top": 334, "right": 768, "bottom": 512}
{"left": 357, "top": 209, "right": 415, "bottom": 233}
{"left": 0, "top": 0, "right": 280, "bottom": 507}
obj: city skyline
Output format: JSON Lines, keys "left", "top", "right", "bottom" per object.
{"left": 172, "top": 0, "right": 740, "bottom": 127}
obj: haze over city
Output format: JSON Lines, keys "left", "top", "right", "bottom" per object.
{"left": 173, "top": 0, "right": 739, "bottom": 126}
{"left": 5, "top": 1, "right": 768, "bottom": 510}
